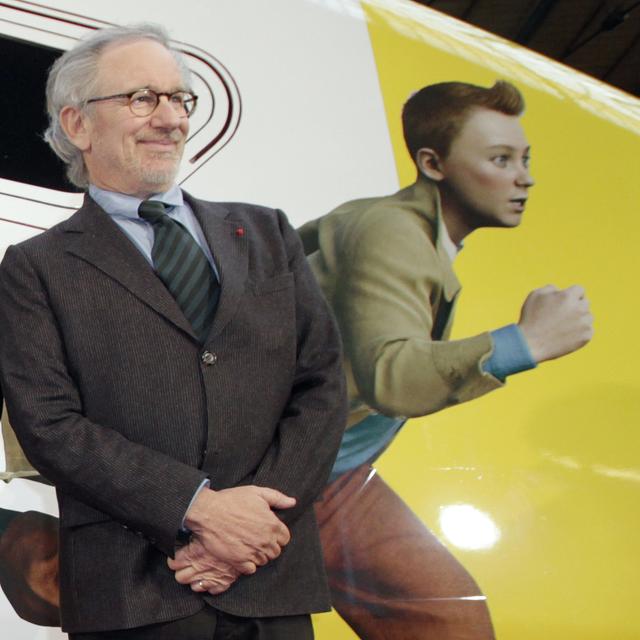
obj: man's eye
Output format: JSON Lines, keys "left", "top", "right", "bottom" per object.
{"left": 492, "top": 155, "right": 509, "bottom": 167}
{"left": 170, "top": 93, "right": 187, "bottom": 105}
{"left": 132, "top": 94, "right": 155, "bottom": 106}
{"left": 523, "top": 155, "right": 531, "bottom": 168}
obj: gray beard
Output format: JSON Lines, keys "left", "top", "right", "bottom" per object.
{"left": 137, "top": 160, "right": 180, "bottom": 189}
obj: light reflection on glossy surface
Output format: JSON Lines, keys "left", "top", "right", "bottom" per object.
{"left": 439, "top": 504, "right": 501, "bottom": 551}
{"left": 543, "top": 450, "right": 640, "bottom": 483}
{"left": 361, "top": 3, "right": 640, "bottom": 639}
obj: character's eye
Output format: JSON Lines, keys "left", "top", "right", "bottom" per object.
{"left": 522, "top": 155, "right": 531, "bottom": 169}
{"left": 492, "top": 155, "right": 509, "bottom": 167}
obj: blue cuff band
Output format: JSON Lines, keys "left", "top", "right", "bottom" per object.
{"left": 484, "top": 324, "right": 537, "bottom": 381}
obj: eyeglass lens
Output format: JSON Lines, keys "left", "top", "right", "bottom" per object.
{"left": 129, "top": 90, "right": 196, "bottom": 116}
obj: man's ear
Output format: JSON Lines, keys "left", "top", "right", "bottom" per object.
{"left": 59, "top": 106, "right": 91, "bottom": 152}
{"left": 416, "top": 147, "right": 444, "bottom": 181}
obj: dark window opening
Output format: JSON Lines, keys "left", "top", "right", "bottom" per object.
{"left": 0, "top": 34, "right": 80, "bottom": 192}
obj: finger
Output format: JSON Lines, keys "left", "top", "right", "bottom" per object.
{"left": 582, "top": 313, "right": 595, "bottom": 332}
{"left": 274, "top": 524, "right": 291, "bottom": 547}
{"left": 251, "top": 540, "right": 281, "bottom": 563}
{"left": 190, "top": 583, "right": 202, "bottom": 593}
{"left": 236, "top": 560, "right": 258, "bottom": 575}
{"left": 191, "top": 579, "right": 209, "bottom": 593}
{"left": 256, "top": 487, "right": 296, "bottom": 510}
{"left": 174, "top": 562, "right": 229, "bottom": 585}
{"left": 207, "top": 583, "right": 232, "bottom": 595}
{"left": 167, "top": 555, "right": 192, "bottom": 571}
{"left": 587, "top": 321, "right": 595, "bottom": 339}
{"left": 186, "top": 563, "right": 241, "bottom": 582}
{"left": 167, "top": 555, "right": 188, "bottom": 571}
{"left": 263, "top": 547, "right": 281, "bottom": 562}
{"left": 206, "top": 578, "right": 236, "bottom": 595}
{"left": 253, "top": 550, "right": 271, "bottom": 567}
{"left": 533, "top": 284, "right": 557, "bottom": 295}
{"left": 174, "top": 566, "right": 202, "bottom": 585}
{"left": 565, "top": 284, "right": 586, "bottom": 299}
{"left": 171, "top": 544, "right": 202, "bottom": 566}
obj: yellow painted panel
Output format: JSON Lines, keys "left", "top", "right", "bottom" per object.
{"left": 317, "top": 1, "right": 640, "bottom": 638}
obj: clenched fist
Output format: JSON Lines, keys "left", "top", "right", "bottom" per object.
{"left": 517, "top": 285, "right": 593, "bottom": 363}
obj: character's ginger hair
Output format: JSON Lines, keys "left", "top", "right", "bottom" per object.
{"left": 402, "top": 80, "right": 525, "bottom": 163}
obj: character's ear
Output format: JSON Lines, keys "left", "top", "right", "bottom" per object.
{"left": 59, "top": 105, "right": 92, "bottom": 152}
{"left": 416, "top": 147, "right": 444, "bottom": 181}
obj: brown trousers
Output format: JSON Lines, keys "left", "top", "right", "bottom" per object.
{"left": 315, "top": 464, "right": 495, "bottom": 639}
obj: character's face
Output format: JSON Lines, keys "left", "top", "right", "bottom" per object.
{"left": 64, "top": 39, "right": 190, "bottom": 197}
{"left": 432, "top": 108, "right": 534, "bottom": 235}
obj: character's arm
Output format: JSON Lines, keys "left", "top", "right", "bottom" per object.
{"left": 333, "top": 208, "right": 501, "bottom": 418}
{"left": 1, "top": 395, "right": 43, "bottom": 482}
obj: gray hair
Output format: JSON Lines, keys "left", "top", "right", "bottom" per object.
{"left": 44, "top": 23, "right": 192, "bottom": 189}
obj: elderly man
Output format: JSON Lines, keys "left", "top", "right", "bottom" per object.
{"left": 300, "top": 81, "right": 594, "bottom": 639}
{"left": 0, "top": 23, "right": 346, "bottom": 640}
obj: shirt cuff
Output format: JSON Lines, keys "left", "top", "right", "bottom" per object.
{"left": 483, "top": 324, "right": 537, "bottom": 381}
{"left": 181, "top": 478, "right": 210, "bottom": 533}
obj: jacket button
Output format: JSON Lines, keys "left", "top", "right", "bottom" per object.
{"left": 201, "top": 351, "right": 217, "bottom": 366}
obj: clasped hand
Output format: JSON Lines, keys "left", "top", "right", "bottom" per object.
{"left": 167, "top": 485, "right": 295, "bottom": 595}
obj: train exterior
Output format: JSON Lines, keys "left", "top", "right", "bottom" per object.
{"left": 0, "top": 1, "right": 638, "bottom": 638}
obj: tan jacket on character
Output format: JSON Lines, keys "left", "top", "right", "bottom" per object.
{"left": 1, "top": 398, "right": 38, "bottom": 481}
{"left": 298, "top": 175, "right": 502, "bottom": 429}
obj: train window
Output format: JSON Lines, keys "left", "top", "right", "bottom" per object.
{"left": 0, "top": 35, "right": 80, "bottom": 192}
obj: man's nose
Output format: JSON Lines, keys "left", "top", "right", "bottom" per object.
{"left": 150, "top": 96, "right": 183, "bottom": 128}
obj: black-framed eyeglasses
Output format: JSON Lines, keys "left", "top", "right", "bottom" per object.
{"left": 85, "top": 89, "right": 198, "bottom": 118}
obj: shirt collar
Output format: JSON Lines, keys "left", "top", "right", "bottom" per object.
{"left": 439, "top": 216, "right": 463, "bottom": 262}
{"left": 88, "top": 184, "right": 184, "bottom": 219}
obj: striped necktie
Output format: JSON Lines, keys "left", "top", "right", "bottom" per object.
{"left": 138, "top": 200, "right": 219, "bottom": 343}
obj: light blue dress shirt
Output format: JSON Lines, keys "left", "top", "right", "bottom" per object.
{"left": 88, "top": 184, "right": 219, "bottom": 278}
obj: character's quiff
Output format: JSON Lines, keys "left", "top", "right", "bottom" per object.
{"left": 402, "top": 80, "right": 525, "bottom": 165}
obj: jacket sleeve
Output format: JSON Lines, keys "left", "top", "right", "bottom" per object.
{"left": 250, "top": 210, "right": 348, "bottom": 523}
{"left": 296, "top": 217, "right": 320, "bottom": 256}
{"left": 329, "top": 207, "right": 502, "bottom": 419}
{"left": 0, "top": 244, "right": 207, "bottom": 556}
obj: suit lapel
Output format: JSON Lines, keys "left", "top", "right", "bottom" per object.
{"left": 61, "top": 197, "right": 197, "bottom": 340}
{"left": 186, "top": 195, "right": 249, "bottom": 343}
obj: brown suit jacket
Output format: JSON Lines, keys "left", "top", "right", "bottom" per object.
{"left": 0, "top": 193, "right": 347, "bottom": 632}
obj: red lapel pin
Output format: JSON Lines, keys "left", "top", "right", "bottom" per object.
{"left": 235, "top": 227, "right": 244, "bottom": 237}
